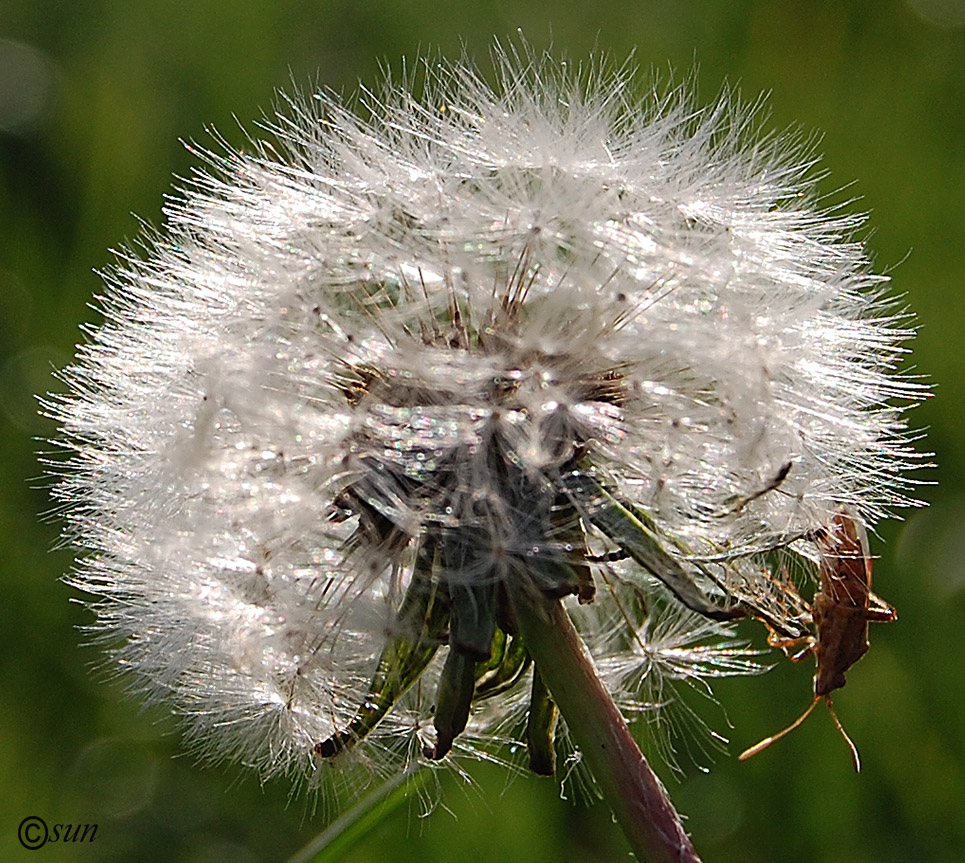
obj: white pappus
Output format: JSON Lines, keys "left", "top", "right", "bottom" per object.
{"left": 45, "top": 43, "right": 924, "bottom": 794}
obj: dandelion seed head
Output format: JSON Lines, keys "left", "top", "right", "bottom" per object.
{"left": 46, "top": 43, "right": 924, "bottom": 790}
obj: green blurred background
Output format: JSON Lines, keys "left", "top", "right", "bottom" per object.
{"left": 2, "top": 1, "right": 963, "bottom": 861}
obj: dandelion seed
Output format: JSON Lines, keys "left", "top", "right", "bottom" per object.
{"left": 45, "top": 40, "right": 924, "bottom": 823}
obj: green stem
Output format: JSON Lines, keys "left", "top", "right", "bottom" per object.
{"left": 509, "top": 585, "right": 703, "bottom": 863}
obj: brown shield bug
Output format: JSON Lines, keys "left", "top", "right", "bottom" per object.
{"left": 739, "top": 508, "right": 897, "bottom": 771}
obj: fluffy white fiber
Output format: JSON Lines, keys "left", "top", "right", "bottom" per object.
{"left": 46, "top": 43, "right": 923, "bottom": 789}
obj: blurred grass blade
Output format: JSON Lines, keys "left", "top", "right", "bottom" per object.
{"left": 284, "top": 764, "right": 427, "bottom": 863}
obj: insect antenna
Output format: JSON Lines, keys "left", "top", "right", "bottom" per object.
{"left": 738, "top": 695, "right": 820, "bottom": 762}
{"left": 738, "top": 694, "right": 861, "bottom": 772}
{"left": 824, "top": 696, "right": 861, "bottom": 772}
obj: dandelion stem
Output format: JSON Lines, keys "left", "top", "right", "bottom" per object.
{"left": 510, "top": 586, "right": 702, "bottom": 863}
